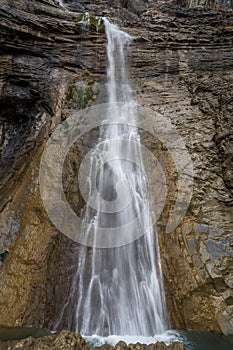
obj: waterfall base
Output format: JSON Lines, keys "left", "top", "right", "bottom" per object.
{"left": 84, "top": 331, "right": 181, "bottom": 347}
{"left": 84, "top": 330, "right": 233, "bottom": 350}
{"left": 1, "top": 328, "right": 233, "bottom": 350}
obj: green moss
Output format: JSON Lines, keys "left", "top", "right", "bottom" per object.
{"left": 72, "top": 14, "right": 84, "bottom": 23}
{"left": 66, "top": 84, "right": 75, "bottom": 101}
{"left": 89, "top": 14, "right": 104, "bottom": 32}
{"left": 81, "top": 69, "right": 93, "bottom": 77}
{"left": 190, "top": 19, "right": 200, "bottom": 26}
{"left": 89, "top": 14, "right": 97, "bottom": 29}
{"left": 77, "top": 86, "right": 94, "bottom": 109}
{"left": 65, "top": 80, "right": 98, "bottom": 109}
{"left": 79, "top": 14, "right": 105, "bottom": 33}
{"left": 97, "top": 18, "right": 105, "bottom": 33}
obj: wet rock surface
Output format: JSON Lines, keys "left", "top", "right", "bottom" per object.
{"left": 0, "top": 0, "right": 232, "bottom": 337}
{"left": 99, "top": 341, "right": 186, "bottom": 350}
{"left": 0, "top": 330, "right": 186, "bottom": 350}
{"left": 0, "top": 330, "right": 89, "bottom": 350}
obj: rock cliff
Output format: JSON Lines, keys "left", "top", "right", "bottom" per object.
{"left": 0, "top": 0, "right": 232, "bottom": 336}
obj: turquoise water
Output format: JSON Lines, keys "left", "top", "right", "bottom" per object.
{"left": 85, "top": 330, "right": 233, "bottom": 350}
{"left": 0, "top": 325, "right": 52, "bottom": 342}
{"left": 179, "top": 330, "right": 233, "bottom": 350}
{"left": 1, "top": 326, "right": 233, "bottom": 349}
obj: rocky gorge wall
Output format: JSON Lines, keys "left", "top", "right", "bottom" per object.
{"left": 0, "top": 0, "right": 232, "bottom": 335}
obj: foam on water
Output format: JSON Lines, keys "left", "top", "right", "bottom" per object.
{"left": 84, "top": 331, "right": 233, "bottom": 350}
{"left": 84, "top": 331, "right": 183, "bottom": 347}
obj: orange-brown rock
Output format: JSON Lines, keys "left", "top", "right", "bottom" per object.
{"left": 0, "top": 0, "right": 232, "bottom": 336}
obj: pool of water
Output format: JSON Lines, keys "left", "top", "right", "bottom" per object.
{"left": 1, "top": 326, "right": 233, "bottom": 349}
{"left": 0, "top": 325, "right": 53, "bottom": 342}
{"left": 178, "top": 330, "right": 233, "bottom": 350}
{"left": 85, "top": 330, "right": 233, "bottom": 350}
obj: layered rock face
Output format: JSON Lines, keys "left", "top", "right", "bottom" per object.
{"left": 176, "top": 0, "right": 233, "bottom": 10}
{"left": 0, "top": 0, "right": 232, "bottom": 336}
{"left": 0, "top": 0, "right": 107, "bottom": 327}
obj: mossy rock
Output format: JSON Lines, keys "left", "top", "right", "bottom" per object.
{"left": 81, "top": 13, "right": 105, "bottom": 33}
{"left": 66, "top": 80, "right": 99, "bottom": 109}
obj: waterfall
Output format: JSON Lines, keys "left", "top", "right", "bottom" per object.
{"left": 69, "top": 18, "right": 168, "bottom": 337}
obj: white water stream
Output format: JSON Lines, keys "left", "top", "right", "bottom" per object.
{"left": 68, "top": 19, "right": 169, "bottom": 338}
{"left": 44, "top": 18, "right": 173, "bottom": 344}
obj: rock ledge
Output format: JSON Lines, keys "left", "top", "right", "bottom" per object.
{"left": 0, "top": 330, "right": 186, "bottom": 350}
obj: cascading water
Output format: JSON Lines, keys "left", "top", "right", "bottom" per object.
{"left": 68, "top": 18, "right": 168, "bottom": 337}
{"left": 56, "top": 0, "right": 64, "bottom": 6}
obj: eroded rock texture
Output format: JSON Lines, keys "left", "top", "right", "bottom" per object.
{"left": 0, "top": 0, "right": 232, "bottom": 336}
